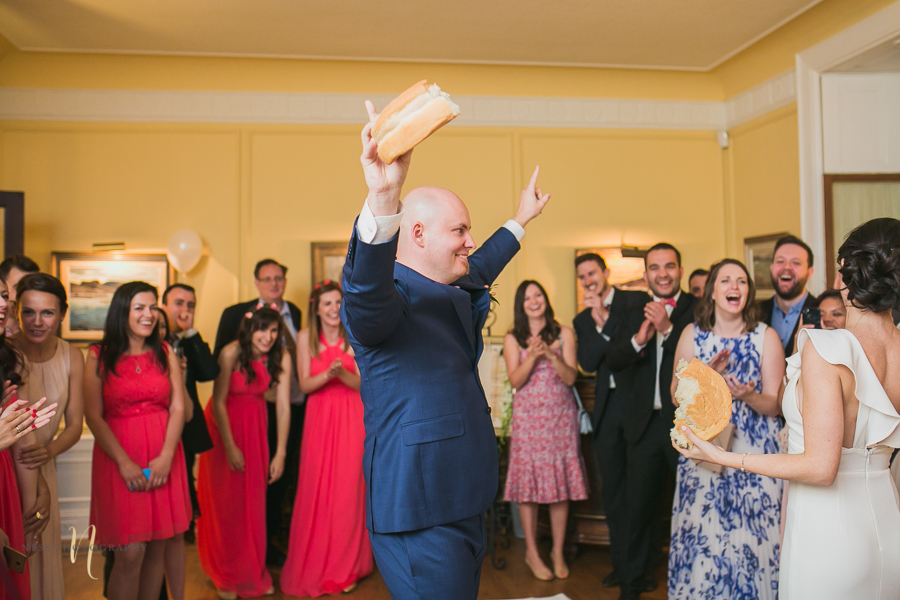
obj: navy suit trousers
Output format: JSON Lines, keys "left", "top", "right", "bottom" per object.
{"left": 370, "top": 514, "right": 486, "bottom": 600}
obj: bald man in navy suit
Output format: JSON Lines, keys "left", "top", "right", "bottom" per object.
{"left": 340, "top": 100, "right": 551, "bottom": 600}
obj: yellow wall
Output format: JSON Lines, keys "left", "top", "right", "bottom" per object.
{"left": 0, "top": 52, "right": 724, "bottom": 101}
{"left": 0, "top": 0, "right": 889, "bottom": 346}
{"left": 725, "top": 105, "right": 802, "bottom": 257}
{"left": 713, "top": 0, "right": 898, "bottom": 96}
{"left": 0, "top": 121, "right": 725, "bottom": 336}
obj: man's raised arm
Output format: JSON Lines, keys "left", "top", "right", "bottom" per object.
{"left": 466, "top": 165, "right": 551, "bottom": 285}
{"left": 341, "top": 101, "right": 414, "bottom": 347}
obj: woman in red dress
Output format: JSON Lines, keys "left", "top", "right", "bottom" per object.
{"left": 197, "top": 306, "right": 291, "bottom": 599}
{"left": 281, "top": 280, "right": 371, "bottom": 597}
{"left": 84, "top": 281, "right": 190, "bottom": 600}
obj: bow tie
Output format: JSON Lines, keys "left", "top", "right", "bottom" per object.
{"left": 660, "top": 298, "right": 677, "bottom": 308}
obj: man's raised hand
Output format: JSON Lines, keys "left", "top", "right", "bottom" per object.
{"left": 513, "top": 166, "right": 552, "bottom": 228}
{"left": 360, "top": 100, "right": 412, "bottom": 217}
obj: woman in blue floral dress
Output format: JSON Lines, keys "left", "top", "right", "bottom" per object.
{"left": 668, "top": 259, "right": 786, "bottom": 599}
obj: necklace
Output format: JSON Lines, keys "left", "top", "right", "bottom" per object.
{"left": 135, "top": 360, "right": 141, "bottom": 374}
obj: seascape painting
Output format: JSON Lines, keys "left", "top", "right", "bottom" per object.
{"left": 51, "top": 254, "right": 171, "bottom": 341}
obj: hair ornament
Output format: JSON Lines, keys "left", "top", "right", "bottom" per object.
{"left": 270, "top": 303, "right": 277, "bottom": 310}
{"left": 244, "top": 311, "right": 253, "bottom": 319}
{"left": 256, "top": 300, "right": 265, "bottom": 309}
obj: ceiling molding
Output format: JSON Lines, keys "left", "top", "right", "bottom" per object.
{"left": 0, "top": 69, "right": 795, "bottom": 131}
{"left": 724, "top": 69, "right": 796, "bottom": 128}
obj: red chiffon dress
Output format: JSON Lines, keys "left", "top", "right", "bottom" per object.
{"left": 0, "top": 449, "right": 29, "bottom": 600}
{"left": 89, "top": 347, "right": 191, "bottom": 546}
{"left": 281, "top": 336, "right": 371, "bottom": 597}
{"left": 197, "top": 360, "right": 273, "bottom": 598}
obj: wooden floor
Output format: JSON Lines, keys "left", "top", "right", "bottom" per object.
{"left": 63, "top": 537, "right": 669, "bottom": 599}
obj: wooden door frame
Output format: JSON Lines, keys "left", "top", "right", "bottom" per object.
{"left": 823, "top": 174, "right": 900, "bottom": 286}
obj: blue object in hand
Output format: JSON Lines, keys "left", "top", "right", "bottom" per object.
{"left": 142, "top": 468, "right": 151, "bottom": 480}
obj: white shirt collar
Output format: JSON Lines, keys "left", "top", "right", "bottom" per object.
{"left": 602, "top": 286, "right": 616, "bottom": 308}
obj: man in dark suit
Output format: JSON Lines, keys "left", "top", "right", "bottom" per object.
{"left": 758, "top": 235, "right": 818, "bottom": 356}
{"left": 607, "top": 243, "right": 696, "bottom": 600}
{"left": 212, "top": 258, "right": 304, "bottom": 566}
{"left": 212, "top": 259, "right": 302, "bottom": 355}
{"left": 341, "top": 100, "right": 550, "bottom": 599}
{"left": 160, "top": 284, "right": 218, "bottom": 543}
{"left": 572, "top": 253, "right": 647, "bottom": 588}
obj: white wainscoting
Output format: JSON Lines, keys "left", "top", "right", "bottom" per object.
{"left": 822, "top": 73, "right": 900, "bottom": 174}
{"left": 55, "top": 431, "right": 93, "bottom": 540}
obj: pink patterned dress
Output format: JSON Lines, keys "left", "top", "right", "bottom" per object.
{"left": 504, "top": 345, "right": 589, "bottom": 504}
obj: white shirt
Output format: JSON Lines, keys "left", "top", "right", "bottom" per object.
{"left": 631, "top": 292, "right": 680, "bottom": 410}
{"left": 357, "top": 199, "right": 525, "bottom": 245}
{"left": 593, "top": 286, "right": 616, "bottom": 389}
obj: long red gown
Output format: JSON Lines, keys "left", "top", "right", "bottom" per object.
{"left": 197, "top": 360, "right": 273, "bottom": 598}
{"left": 0, "top": 450, "right": 29, "bottom": 600}
{"left": 281, "top": 336, "right": 371, "bottom": 597}
{"left": 89, "top": 347, "right": 191, "bottom": 546}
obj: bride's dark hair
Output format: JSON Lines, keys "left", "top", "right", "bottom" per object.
{"left": 837, "top": 217, "right": 900, "bottom": 313}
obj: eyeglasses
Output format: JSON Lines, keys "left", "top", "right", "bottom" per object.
{"left": 257, "top": 277, "right": 285, "bottom": 285}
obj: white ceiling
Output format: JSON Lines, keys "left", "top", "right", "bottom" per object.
{"left": 0, "top": 0, "right": 823, "bottom": 71}
{"left": 829, "top": 37, "right": 900, "bottom": 73}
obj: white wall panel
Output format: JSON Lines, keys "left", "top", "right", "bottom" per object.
{"left": 822, "top": 73, "right": 900, "bottom": 173}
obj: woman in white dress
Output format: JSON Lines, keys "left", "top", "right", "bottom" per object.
{"left": 676, "top": 217, "right": 900, "bottom": 600}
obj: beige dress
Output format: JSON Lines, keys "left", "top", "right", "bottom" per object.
{"left": 19, "top": 338, "right": 70, "bottom": 600}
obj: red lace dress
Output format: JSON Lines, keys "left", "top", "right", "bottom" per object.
{"left": 503, "top": 345, "right": 589, "bottom": 504}
{"left": 0, "top": 448, "right": 29, "bottom": 599}
{"left": 281, "top": 336, "right": 371, "bottom": 597}
{"left": 89, "top": 347, "right": 191, "bottom": 545}
{"left": 197, "top": 360, "right": 273, "bottom": 598}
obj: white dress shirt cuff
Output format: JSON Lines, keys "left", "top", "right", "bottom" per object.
{"left": 357, "top": 200, "right": 404, "bottom": 244}
{"left": 503, "top": 220, "right": 526, "bottom": 242}
{"left": 631, "top": 335, "right": 647, "bottom": 353}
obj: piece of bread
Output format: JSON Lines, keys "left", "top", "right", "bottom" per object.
{"left": 670, "top": 358, "right": 732, "bottom": 449}
{"left": 372, "top": 80, "right": 460, "bottom": 164}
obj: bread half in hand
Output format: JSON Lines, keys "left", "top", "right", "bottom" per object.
{"left": 372, "top": 80, "right": 460, "bottom": 164}
{"left": 670, "top": 358, "right": 732, "bottom": 449}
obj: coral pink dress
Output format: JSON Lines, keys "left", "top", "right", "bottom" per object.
{"left": 504, "top": 345, "right": 589, "bottom": 504}
{"left": 281, "top": 336, "right": 371, "bottom": 597}
{"left": 0, "top": 449, "right": 29, "bottom": 600}
{"left": 197, "top": 360, "right": 272, "bottom": 598}
{"left": 89, "top": 347, "right": 191, "bottom": 545}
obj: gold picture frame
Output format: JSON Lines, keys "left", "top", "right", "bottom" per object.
{"left": 311, "top": 241, "right": 349, "bottom": 289}
{"left": 51, "top": 253, "right": 173, "bottom": 342}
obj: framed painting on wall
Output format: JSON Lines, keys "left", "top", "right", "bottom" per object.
{"left": 575, "top": 247, "right": 648, "bottom": 311}
{"left": 311, "top": 241, "right": 349, "bottom": 289}
{"left": 51, "top": 253, "right": 173, "bottom": 342}
{"left": 743, "top": 233, "right": 788, "bottom": 300}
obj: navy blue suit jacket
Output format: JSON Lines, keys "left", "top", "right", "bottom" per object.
{"left": 341, "top": 223, "right": 519, "bottom": 534}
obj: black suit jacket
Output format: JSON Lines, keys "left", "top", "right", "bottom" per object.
{"left": 607, "top": 293, "right": 697, "bottom": 444}
{"left": 213, "top": 299, "right": 302, "bottom": 358}
{"left": 573, "top": 288, "right": 649, "bottom": 430}
{"left": 174, "top": 332, "right": 218, "bottom": 454}
{"left": 759, "top": 293, "right": 818, "bottom": 357}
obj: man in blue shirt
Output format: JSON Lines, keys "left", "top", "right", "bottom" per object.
{"left": 759, "top": 235, "right": 818, "bottom": 356}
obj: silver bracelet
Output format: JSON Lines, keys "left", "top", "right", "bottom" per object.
{"left": 741, "top": 453, "right": 748, "bottom": 472}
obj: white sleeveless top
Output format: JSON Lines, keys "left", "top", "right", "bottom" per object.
{"left": 780, "top": 328, "right": 900, "bottom": 599}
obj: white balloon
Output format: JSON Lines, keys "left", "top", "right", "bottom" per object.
{"left": 167, "top": 229, "right": 203, "bottom": 274}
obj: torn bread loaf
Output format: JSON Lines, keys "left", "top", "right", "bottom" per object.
{"left": 670, "top": 358, "right": 732, "bottom": 449}
{"left": 372, "top": 80, "right": 460, "bottom": 164}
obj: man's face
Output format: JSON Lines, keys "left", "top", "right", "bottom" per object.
{"left": 576, "top": 260, "right": 610, "bottom": 298}
{"left": 769, "top": 243, "right": 812, "bottom": 301}
{"left": 254, "top": 264, "right": 286, "bottom": 304}
{"left": 5, "top": 267, "right": 32, "bottom": 302}
{"left": 689, "top": 274, "right": 708, "bottom": 298}
{"left": 644, "top": 249, "right": 682, "bottom": 299}
{"left": 161, "top": 287, "right": 196, "bottom": 333}
{"left": 422, "top": 197, "right": 476, "bottom": 284}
